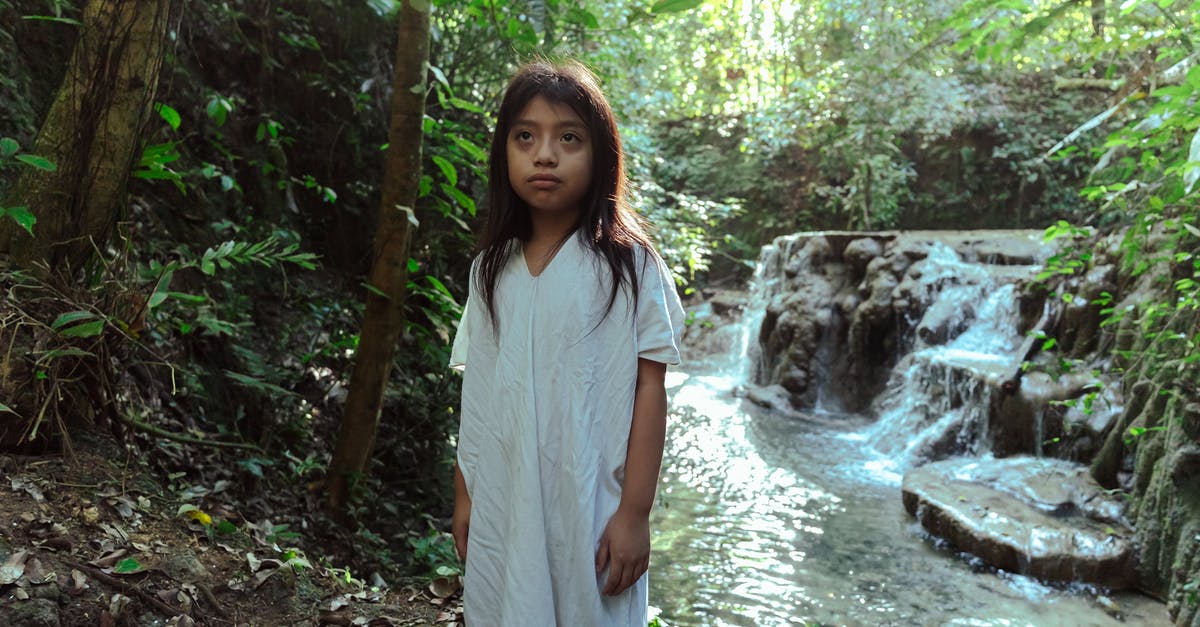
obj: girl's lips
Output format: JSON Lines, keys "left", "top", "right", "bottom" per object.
{"left": 528, "top": 174, "right": 561, "bottom": 189}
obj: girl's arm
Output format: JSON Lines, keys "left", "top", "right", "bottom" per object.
{"left": 596, "top": 357, "right": 668, "bottom": 596}
{"left": 452, "top": 462, "right": 471, "bottom": 561}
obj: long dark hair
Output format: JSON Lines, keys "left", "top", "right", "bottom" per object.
{"left": 475, "top": 59, "right": 654, "bottom": 329}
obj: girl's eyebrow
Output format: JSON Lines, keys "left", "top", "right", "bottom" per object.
{"left": 512, "top": 119, "right": 587, "bottom": 132}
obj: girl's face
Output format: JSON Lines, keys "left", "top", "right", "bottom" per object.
{"left": 506, "top": 96, "right": 594, "bottom": 221}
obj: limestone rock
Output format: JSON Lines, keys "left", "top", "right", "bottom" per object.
{"left": 902, "top": 456, "right": 1134, "bottom": 589}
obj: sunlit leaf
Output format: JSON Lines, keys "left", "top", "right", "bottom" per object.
{"left": 650, "top": 0, "right": 704, "bottom": 14}
{"left": 155, "top": 103, "right": 181, "bottom": 131}
{"left": 431, "top": 155, "right": 457, "bottom": 185}
{"left": 0, "top": 138, "right": 18, "bottom": 157}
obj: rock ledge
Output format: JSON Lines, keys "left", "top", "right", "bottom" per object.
{"left": 901, "top": 456, "right": 1135, "bottom": 589}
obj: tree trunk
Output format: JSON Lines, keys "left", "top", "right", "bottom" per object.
{"left": 1090, "top": 0, "right": 1105, "bottom": 40}
{"left": 326, "top": 0, "right": 431, "bottom": 514}
{"left": 0, "top": 0, "right": 170, "bottom": 271}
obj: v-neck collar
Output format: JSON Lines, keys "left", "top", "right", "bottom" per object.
{"left": 520, "top": 231, "right": 575, "bottom": 279}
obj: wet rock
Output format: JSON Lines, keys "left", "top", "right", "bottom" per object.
{"left": 902, "top": 456, "right": 1134, "bottom": 589}
{"left": 843, "top": 237, "right": 882, "bottom": 279}
{"left": 745, "top": 384, "right": 795, "bottom": 414}
{"left": 916, "top": 298, "right": 973, "bottom": 345}
{"left": 5, "top": 598, "right": 61, "bottom": 627}
{"left": 708, "top": 291, "right": 746, "bottom": 317}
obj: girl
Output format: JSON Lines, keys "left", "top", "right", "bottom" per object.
{"left": 449, "top": 60, "right": 684, "bottom": 626}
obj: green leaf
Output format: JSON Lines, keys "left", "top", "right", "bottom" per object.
{"left": 650, "top": 0, "right": 704, "bottom": 14}
{"left": 0, "top": 137, "right": 18, "bottom": 157}
{"left": 15, "top": 154, "right": 56, "bottom": 171}
{"left": 440, "top": 184, "right": 476, "bottom": 216}
{"left": 20, "top": 15, "right": 82, "bottom": 25}
{"left": 51, "top": 311, "right": 98, "bottom": 329}
{"left": 451, "top": 136, "right": 487, "bottom": 163}
{"left": 429, "top": 64, "right": 451, "bottom": 90}
{"left": 431, "top": 155, "right": 457, "bottom": 185}
{"left": 566, "top": 7, "right": 600, "bottom": 29}
{"left": 426, "top": 276, "right": 454, "bottom": 299}
{"left": 363, "top": 282, "right": 390, "bottom": 299}
{"left": 59, "top": 320, "right": 105, "bottom": 338}
{"left": 206, "top": 96, "right": 229, "bottom": 126}
{"left": 1183, "top": 127, "right": 1200, "bottom": 195}
{"left": 114, "top": 558, "right": 142, "bottom": 574}
{"left": 6, "top": 206, "right": 36, "bottom": 236}
{"left": 155, "top": 103, "right": 181, "bottom": 131}
{"left": 448, "top": 97, "right": 484, "bottom": 114}
{"left": 0, "top": 402, "right": 15, "bottom": 414}
{"left": 407, "top": 257, "right": 419, "bottom": 273}
{"left": 148, "top": 265, "right": 177, "bottom": 308}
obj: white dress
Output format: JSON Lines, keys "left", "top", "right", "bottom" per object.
{"left": 450, "top": 232, "right": 684, "bottom": 627}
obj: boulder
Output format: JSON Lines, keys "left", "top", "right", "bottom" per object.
{"left": 902, "top": 456, "right": 1134, "bottom": 589}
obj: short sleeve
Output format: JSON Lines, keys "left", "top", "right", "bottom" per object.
{"left": 449, "top": 299, "right": 470, "bottom": 372}
{"left": 636, "top": 248, "right": 685, "bottom": 365}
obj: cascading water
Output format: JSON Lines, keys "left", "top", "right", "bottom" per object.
{"left": 864, "top": 244, "right": 1029, "bottom": 477}
{"left": 649, "top": 235, "right": 1168, "bottom": 626}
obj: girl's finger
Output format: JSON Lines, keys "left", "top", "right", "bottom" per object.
{"left": 604, "top": 563, "right": 625, "bottom": 595}
{"left": 595, "top": 535, "right": 610, "bottom": 574}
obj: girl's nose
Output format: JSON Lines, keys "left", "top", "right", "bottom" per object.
{"left": 533, "top": 140, "right": 557, "bottom": 167}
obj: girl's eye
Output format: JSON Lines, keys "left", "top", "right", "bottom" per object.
{"left": 562, "top": 132, "right": 580, "bottom": 143}
{"left": 516, "top": 130, "right": 533, "bottom": 141}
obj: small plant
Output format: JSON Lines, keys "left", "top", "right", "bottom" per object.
{"left": 0, "top": 136, "right": 56, "bottom": 235}
{"left": 408, "top": 526, "right": 461, "bottom": 579}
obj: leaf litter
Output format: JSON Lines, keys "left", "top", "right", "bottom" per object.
{"left": 0, "top": 449, "right": 450, "bottom": 625}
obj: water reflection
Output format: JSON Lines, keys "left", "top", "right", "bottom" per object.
{"left": 650, "top": 372, "right": 1169, "bottom": 626}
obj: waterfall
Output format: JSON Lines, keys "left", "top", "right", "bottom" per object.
{"left": 739, "top": 232, "right": 1049, "bottom": 479}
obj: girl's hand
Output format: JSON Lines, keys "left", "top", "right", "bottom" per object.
{"left": 452, "top": 463, "right": 471, "bottom": 562}
{"left": 595, "top": 506, "right": 650, "bottom": 596}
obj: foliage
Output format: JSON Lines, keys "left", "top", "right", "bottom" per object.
{"left": 0, "top": 136, "right": 55, "bottom": 234}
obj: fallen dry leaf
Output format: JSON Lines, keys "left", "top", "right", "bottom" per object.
{"left": 70, "top": 569, "right": 88, "bottom": 593}
{"left": 0, "top": 550, "right": 29, "bottom": 585}
{"left": 165, "top": 616, "right": 196, "bottom": 627}
{"left": 81, "top": 506, "right": 101, "bottom": 525}
{"left": 24, "top": 556, "right": 55, "bottom": 584}
{"left": 427, "top": 576, "right": 460, "bottom": 599}
{"left": 109, "top": 592, "right": 132, "bottom": 617}
{"left": 11, "top": 477, "right": 45, "bottom": 502}
{"left": 90, "top": 549, "right": 128, "bottom": 569}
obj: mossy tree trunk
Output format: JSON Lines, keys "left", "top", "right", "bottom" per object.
{"left": 0, "top": 0, "right": 171, "bottom": 271}
{"left": 326, "top": 0, "right": 431, "bottom": 514}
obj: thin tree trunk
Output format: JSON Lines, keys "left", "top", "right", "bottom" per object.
{"left": 326, "top": 0, "right": 431, "bottom": 514}
{"left": 0, "top": 0, "right": 170, "bottom": 271}
{"left": 1090, "top": 0, "right": 1105, "bottom": 40}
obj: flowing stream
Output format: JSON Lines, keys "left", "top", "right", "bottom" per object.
{"left": 647, "top": 249, "right": 1169, "bottom": 626}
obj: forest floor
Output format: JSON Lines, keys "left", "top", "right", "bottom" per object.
{"left": 0, "top": 432, "right": 463, "bottom": 626}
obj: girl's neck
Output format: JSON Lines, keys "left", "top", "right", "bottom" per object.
{"left": 527, "top": 208, "right": 581, "bottom": 247}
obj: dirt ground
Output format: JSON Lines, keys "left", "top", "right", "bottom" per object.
{"left": 0, "top": 438, "right": 462, "bottom": 626}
